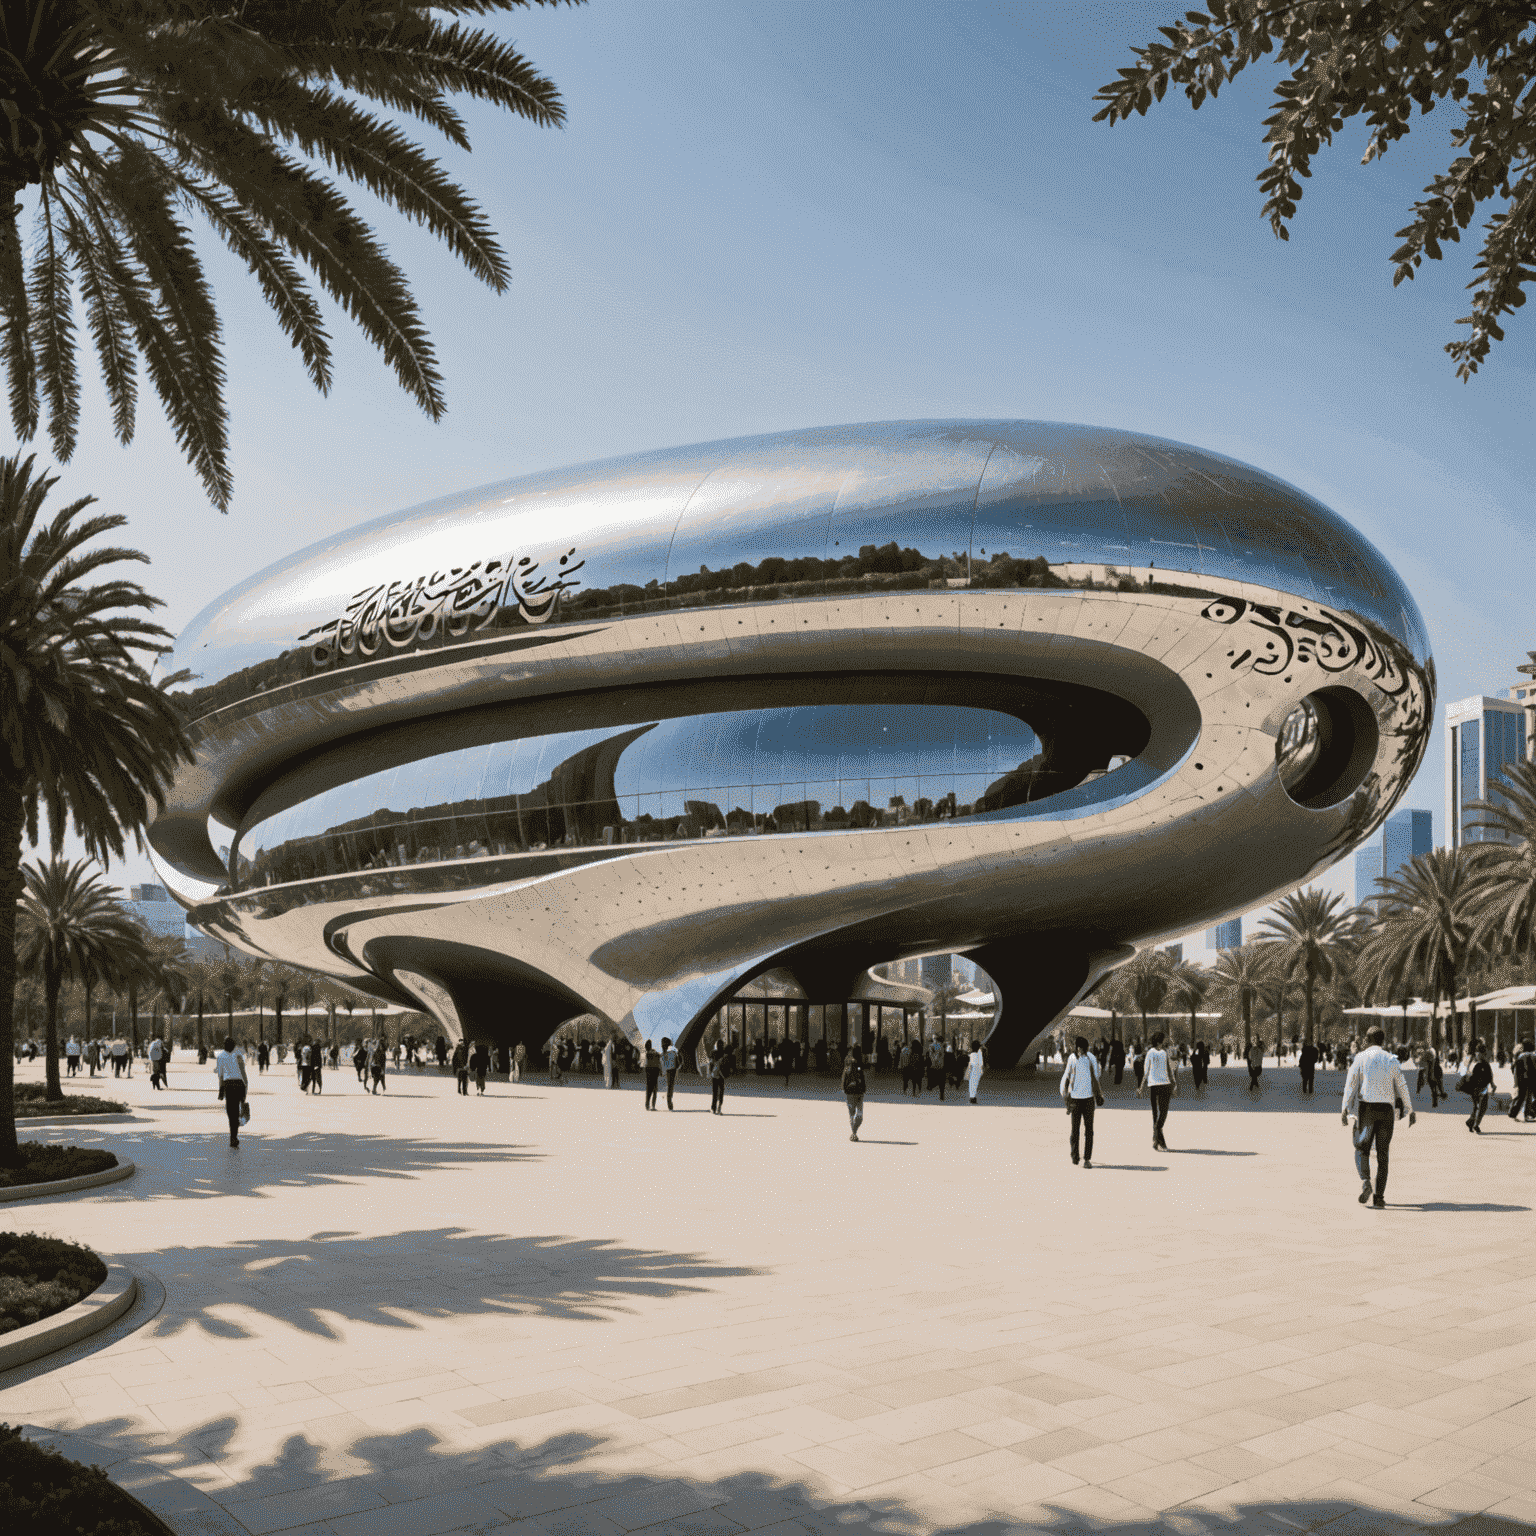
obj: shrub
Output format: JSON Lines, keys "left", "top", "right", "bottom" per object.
{"left": 14, "top": 1087, "right": 127, "bottom": 1117}
{"left": 0, "top": 1145, "right": 118, "bottom": 1190}
{"left": 0, "top": 1423, "right": 170, "bottom": 1534}
{"left": 0, "top": 1232, "right": 108, "bottom": 1334}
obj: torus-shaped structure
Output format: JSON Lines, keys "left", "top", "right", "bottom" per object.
{"left": 148, "top": 421, "right": 1434, "bottom": 1063}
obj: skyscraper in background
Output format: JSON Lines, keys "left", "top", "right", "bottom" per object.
{"left": 1445, "top": 696, "right": 1527, "bottom": 849}
{"left": 1354, "top": 809, "right": 1433, "bottom": 908}
{"left": 920, "top": 955, "right": 953, "bottom": 992}
{"left": 126, "top": 883, "right": 187, "bottom": 938}
{"left": 1205, "top": 918, "right": 1242, "bottom": 950}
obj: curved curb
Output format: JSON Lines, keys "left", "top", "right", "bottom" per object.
{"left": 0, "top": 1158, "right": 136, "bottom": 1203}
{"left": 0, "top": 1262, "right": 138, "bottom": 1371}
{"left": 15, "top": 1112, "right": 137, "bottom": 1125}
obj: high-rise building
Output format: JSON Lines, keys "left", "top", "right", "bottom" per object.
{"left": 1354, "top": 808, "right": 1433, "bottom": 906}
{"left": 1514, "top": 651, "right": 1536, "bottom": 762}
{"left": 126, "top": 883, "right": 186, "bottom": 938}
{"left": 920, "top": 955, "right": 953, "bottom": 992}
{"left": 1204, "top": 918, "right": 1241, "bottom": 951}
{"left": 1446, "top": 697, "right": 1528, "bottom": 848}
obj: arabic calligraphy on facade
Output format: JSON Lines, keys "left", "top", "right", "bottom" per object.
{"left": 301, "top": 549, "right": 584, "bottom": 668}
{"left": 1200, "top": 596, "right": 1409, "bottom": 697}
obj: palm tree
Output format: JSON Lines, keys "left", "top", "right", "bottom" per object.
{"left": 1112, "top": 948, "right": 1173, "bottom": 1041}
{"left": 0, "top": 457, "right": 190, "bottom": 1158}
{"left": 1356, "top": 849, "right": 1483, "bottom": 1050}
{"left": 0, "top": 1, "right": 574, "bottom": 511}
{"left": 15, "top": 857, "right": 148, "bottom": 1100}
{"left": 1468, "top": 759, "right": 1536, "bottom": 958}
{"left": 1258, "top": 887, "right": 1360, "bottom": 1049}
{"left": 1209, "top": 942, "right": 1270, "bottom": 1056}
{"left": 1167, "top": 962, "right": 1209, "bottom": 1050}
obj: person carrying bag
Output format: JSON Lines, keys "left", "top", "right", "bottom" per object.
{"left": 214, "top": 1034, "right": 249, "bottom": 1149}
{"left": 842, "top": 1045, "right": 868, "bottom": 1142}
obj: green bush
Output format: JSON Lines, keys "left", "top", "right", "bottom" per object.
{"left": 0, "top": 1145, "right": 118, "bottom": 1190}
{"left": 0, "top": 1232, "right": 108, "bottom": 1334}
{"left": 0, "top": 1424, "right": 170, "bottom": 1534}
{"left": 14, "top": 1085, "right": 127, "bottom": 1117}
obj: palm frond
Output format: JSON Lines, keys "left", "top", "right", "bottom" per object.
{"left": 27, "top": 191, "right": 80, "bottom": 460}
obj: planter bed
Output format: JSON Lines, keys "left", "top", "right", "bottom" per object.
{"left": 0, "top": 1232, "right": 107, "bottom": 1336}
{"left": 13, "top": 1084, "right": 128, "bottom": 1118}
{"left": 0, "top": 1423, "right": 172, "bottom": 1535}
{"left": 0, "top": 1145, "right": 118, "bottom": 1191}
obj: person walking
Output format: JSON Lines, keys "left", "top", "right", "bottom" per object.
{"left": 966, "top": 1040, "right": 985, "bottom": 1104}
{"left": 1342, "top": 1024, "right": 1414, "bottom": 1206}
{"left": 602, "top": 1037, "right": 614, "bottom": 1090}
{"left": 842, "top": 1044, "right": 867, "bottom": 1141}
{"left": 1109, "top": 1037, "right": 1126, "bottom": 1086}
{"left": 662, "top": 1037, "right": 680, "bottom": 1110}
{"left": 1137, "top": 1030, "right": 1177, "bottom": 1150}
{"left": 309, "top": 1045, "right": 323, "bottom": 1093}
{"left": 472, "top": 1041, "right": 489, "bottom": 1095}
{"left": 213, "top": 1034, "right": 249, "bottom": 1149}
{"left": 1298, "top": 1039, "right": 1318, "bottom": 1095}
{"left": 111, "top": 1036, "right": 127, "bottom": 1077}
{"left": 369, "top": 1037, "right": 388, "bottom": 1093}
{"left": 1462, "top": 1045, "right": 1494, "bottom": 1132}
{"left": 148, "top": 1034, "right": 167, "bottom": 1090}
{"left": 512, "top": 1040, "right": 525, "bottom": 1084}
{"left": 643, "top": 1042, "right": 661, "bottom": 1109}
{"left": 926, "top": 1035, "right": 946, "bottom": 1101}
{"left": 1060, "top": 1034, "right": 1103, "bottom": 1168}
{"left": 452, "top": 1040, "right": 469, "bottom": 1096}
{"left": 65, "top": 1036, "right": 80, "bottom": 1077}
{"left": 1509, "top": 1039, "right": 1536, "bottom": 1122}
{"left": 1416, "top": 1045, "right": 1445, "bottom": 1108}
{"left": 1245, "top": 1036, "right": 1264, "bottom": 1095}
{"left": 709, "top": 1042, "right": 727, "bottom": 1114}
{"left": 1191, "top": 1039, "right": 1209, "bottom": 1094}
{"left": 298, "top": 1042, "right": 312, "bottom": 1093}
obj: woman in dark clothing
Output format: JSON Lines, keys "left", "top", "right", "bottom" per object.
{"left": 452, "top": 1040, "right": 469, "bottom": 1096}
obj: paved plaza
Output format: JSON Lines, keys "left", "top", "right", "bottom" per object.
{"left": 2, "top": 1054, "right": 1534, "bottom": 1536}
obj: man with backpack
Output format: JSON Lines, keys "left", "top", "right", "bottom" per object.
{"left": 842, "top": 1045, "right": 867, "bottom": 1141}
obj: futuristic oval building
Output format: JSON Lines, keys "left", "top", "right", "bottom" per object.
{"left": 148, "top": 421, "right": 1434, "bottom": 1063}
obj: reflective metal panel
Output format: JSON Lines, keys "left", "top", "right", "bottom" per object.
{"left": 149, "top": 419, "right": 1435, "bottom": 1066}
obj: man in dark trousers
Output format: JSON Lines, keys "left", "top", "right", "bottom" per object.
{"left": 1509, "top": 1039, "right": 1536, "bottom": 1123}
{"left": 1060, "top": 1035, "right": 1102, "bottom": 1168}
{"left": 1298, "top": 1039, "right": 1318, "bottom": 1095}
{"left": 1109, "top": 1037, "right": 1126, "bottom": 1086}
{"left": 1342, "top": 1025, "right": 1414, "bottom": 1208}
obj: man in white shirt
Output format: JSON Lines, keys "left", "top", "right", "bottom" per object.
{"left": 148, "top": 1035, "right": 165, "bottom": 1090}
{"left": 213, "top": 1034, "right": 249, "bottom": 1148}
{"left": 1136, "top": 1031, "right": 1177, "bottom": 1151}
{"left": 1343, "top": 1025, "right": 1414, "bottom": 1208}
{"left": 1060, "top": 1034, "right": 1102, "bottom": 1167}
{"left": 65, "top": 1037, "right": 80, "bottom": 1076}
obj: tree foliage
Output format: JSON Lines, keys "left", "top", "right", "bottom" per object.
{"left": 1258, "top": 886, "right": 1360, "bottom": 1046}
{"left": 0, "top": 0, "right": 577, "bottom": 510}
{"left": 1467, "top": 759, "right": 1536, "bottom": 955}
{"left": 15, "top": 856, "right": 148, "bottom": 1101}
{"left": 1094, "top": 2, "right": 1536, "bottom": 378}
{"left": 0, "top": 453, "right": 190, "bottom": 1159}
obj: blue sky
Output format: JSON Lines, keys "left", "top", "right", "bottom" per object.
{"left": 48, "top": 2, "right": 1530, "bottom": 907}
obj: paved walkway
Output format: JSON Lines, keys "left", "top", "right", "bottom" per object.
{"left": 2, "top": 1054, "right": 1534, "bottom": 1536}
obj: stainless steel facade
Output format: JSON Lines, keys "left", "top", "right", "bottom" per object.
{"left": 148, "top": 420, "right": 1434, "bottom": 1063}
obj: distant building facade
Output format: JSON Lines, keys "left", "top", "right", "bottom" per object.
{"left": 1204, "top": 918, "right": 1242, "bottom": 951}
{"left": 126, "top": 883, "right": 187, "bottom": 938}
{"left": 1354, "top": 808, "right": 1433, "bottom": 907}
{"left": 1446, "top": 696, "right": 1528, "bottom": 848}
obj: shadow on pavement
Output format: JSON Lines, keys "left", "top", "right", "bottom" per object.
{"left": 120, "top": 1227, "right": 761, "bottom": 1340}
{"left": 87, "top": 1126, "right": 543, "bottom": 1203}
{"left": 34, "top": 1414, "right": 1534, "bottom": 1536}
{"left": 1391, "top": 1201, "right": 1531, "bottom": 1213}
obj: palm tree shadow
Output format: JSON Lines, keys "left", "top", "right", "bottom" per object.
{"left": 91, "top": 1126, "right": 545, "bottom": 1202}
{"left": 123, "top": 1227, "right": 761, "bottom": 1341}
{"left": 28, "top": 1415, "right": 1529, "bottom": 1536}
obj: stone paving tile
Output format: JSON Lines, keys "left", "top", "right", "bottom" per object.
{"left": 6, "top": 1060, "right": 1536, "bottom": 1536}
